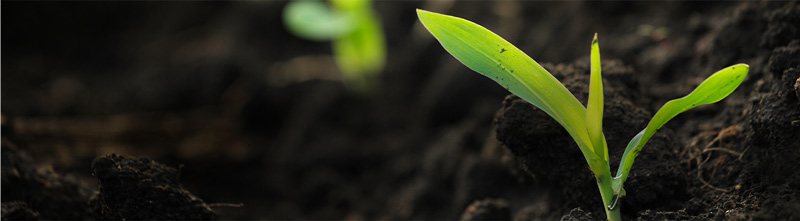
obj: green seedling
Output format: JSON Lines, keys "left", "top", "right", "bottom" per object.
{"left": 417, "top": 9, "right": 748, "bottom": 221}
{"left": 283, "top": 0, "right": 386, "bottom": 92}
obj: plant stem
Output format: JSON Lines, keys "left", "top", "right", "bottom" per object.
{"left": 590, "top": 160, "right": 621, "bottom": 221}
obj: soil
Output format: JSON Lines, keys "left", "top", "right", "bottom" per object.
{"left": 2, "top": 1, "right": 799, "bottom": 220}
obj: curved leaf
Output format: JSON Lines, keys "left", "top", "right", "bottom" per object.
{"left": 613, "top": 64, "right": 749, "bottom": 193}
{"left": 416, "top": 9, "right": 597, "bottom": 159}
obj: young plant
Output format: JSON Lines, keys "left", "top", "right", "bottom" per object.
{"left": 417, "top": 9, "right": 748, "bottom": 221}
{"left": 283, "top": 0, "right": 386, "bottom": 93}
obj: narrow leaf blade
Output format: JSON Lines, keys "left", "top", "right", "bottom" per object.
{"left": 416, "top": 9, "right": 596, "bottom": 157}
{"left": 587, "top": 33, "right": 606, "bottom": 161}
{"left": 614, "top": 64, "right": 749, "bottom": 191}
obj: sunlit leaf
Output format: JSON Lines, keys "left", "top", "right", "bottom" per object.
{"left": 587, "top": 33, "right": 607, "bottom": 161}
{"left": 613, "top": 63, "right": 749, "bottom": 192}
{"left": 417, "top": 9, "right": 597, "bottom": 159}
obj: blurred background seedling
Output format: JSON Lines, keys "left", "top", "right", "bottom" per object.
{"left": 283, "top": 0, "right": 386, "bottom": 93}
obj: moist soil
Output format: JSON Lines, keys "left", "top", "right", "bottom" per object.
{"left": 2, "top": 1, "right": 800, "bottom": 220}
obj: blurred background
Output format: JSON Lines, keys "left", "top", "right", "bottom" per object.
{"left": 3, "top": 1, "right": 760, "bottom": 219}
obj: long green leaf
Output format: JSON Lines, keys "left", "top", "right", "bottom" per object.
{"left": 613, "top": 64, "right": 749, "bottom": 193}
{"left": 587, "top": 33, "right": 607, "bottom": 161}
{"left": 416, "top": 9, "right": 597, "bottom": 159}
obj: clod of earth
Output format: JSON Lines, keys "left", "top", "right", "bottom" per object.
{"left": 90, "top": 154, "right": 216, "bottom": 220}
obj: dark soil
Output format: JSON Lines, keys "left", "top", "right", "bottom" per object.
{"left": 2, "top": 1, "right": 799, "bottom": 220}
{"left": 90, "top": 154, "right": 216, "bottom": 220}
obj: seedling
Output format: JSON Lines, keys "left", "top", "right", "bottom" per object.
{"left": 417, "top": 9, "right": 748, "bottom": 221}
{"left": 283, "top": 0, "right": 386, "bottom": 92}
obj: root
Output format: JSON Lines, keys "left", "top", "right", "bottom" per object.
{"left": 686, "top": 125, "right": 745, "bottom": 192}
{"left": 702, "top": 147, "right": 742, "bottom": 156}
{"left": 697, "top": 174, "right": 730, "bottom": 192}
{"left": 208, "top": 203, "right": 244, "bottom": 208}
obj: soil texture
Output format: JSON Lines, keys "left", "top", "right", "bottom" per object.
{"left": 2, "top": 1, "right": 800, "bottom": 220}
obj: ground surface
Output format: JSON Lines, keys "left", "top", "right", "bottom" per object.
{"left": 2, "top": 1, "right": 799, "bottom": 220}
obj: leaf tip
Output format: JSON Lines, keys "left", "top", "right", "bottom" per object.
{"left": 416, "top": 8, "right": 435, "bottom": 18}
{"left": 416, "top": 9, "right": 435, "bottom": 29}
{"left": 730, "top": 63, "right": 750, "bottom": 77}
{"left": 592, "top": 33, "right": 598, "bottom": 45}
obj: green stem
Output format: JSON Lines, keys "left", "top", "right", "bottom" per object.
{"left": 590, "top": 160, "right": 621, "bottom": 221}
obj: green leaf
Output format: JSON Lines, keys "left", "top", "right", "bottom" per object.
{"left": 416, "top": 9, "right": 598, "bottom": 160}
{"left": 613, "top": 63, "right": 749, "bottom": 193}
{"left": 283, "top": 0, "right": 354, "bottom": 41}
{"left": 587, "top": 33, "right": 607, "bottom": 161}
{"left": 331, "top": 0, "right": 368, "bottom": 11}
{"left": 333, "top": 4, "right": 386, "bottom": 92}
